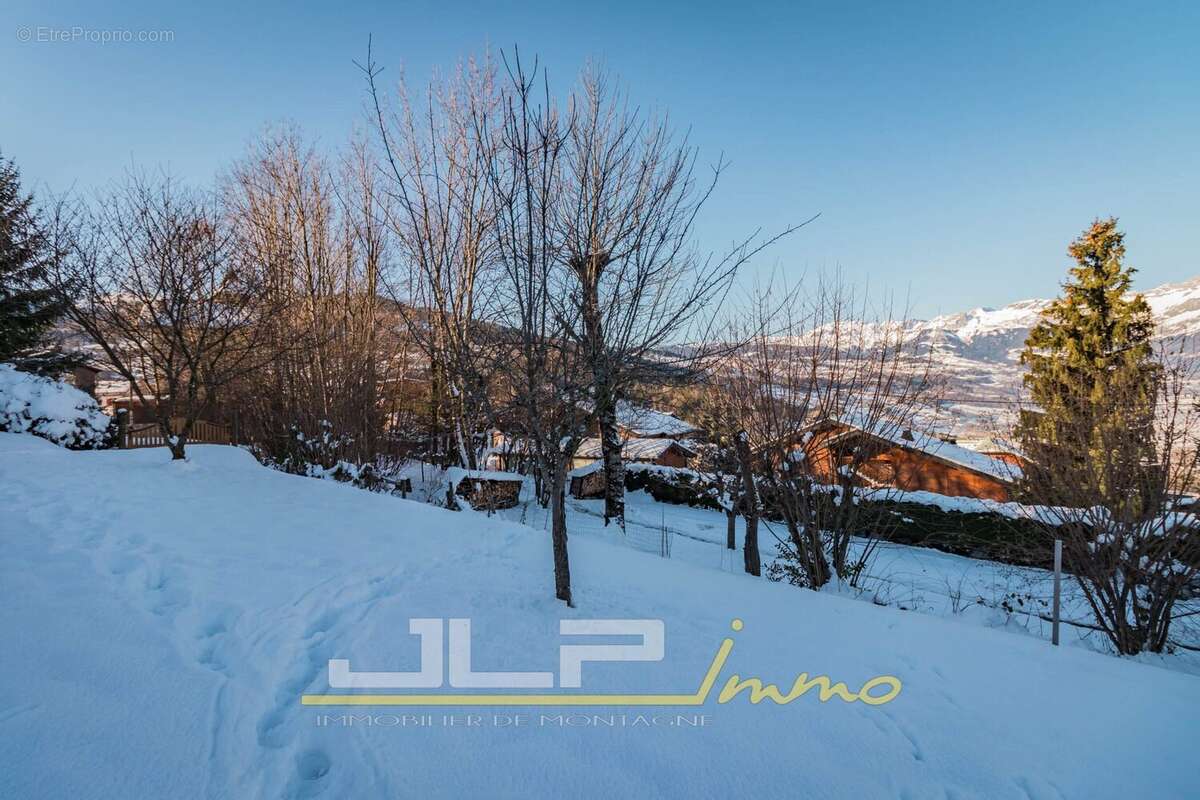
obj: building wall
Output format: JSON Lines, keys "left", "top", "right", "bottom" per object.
{"left": 863, "top": 446, "right": 1012, "bottom": 501}
{"left": 795, "top": 424, "right": 1013, "bottom": 502}
{"left": 569, "top": 470, "right": 606, "bottom": 499}
{"left": 654, "top": 447, "right": 690, "bottom": 468}
{"left": 572, "top": 447, "right": 690, "bottom": 472}
{"left": 108, "top": 398, "right": 159, "bottom": 424}
{"left": 568, "top": 447, "right": 690, "bottom": 498}
{"left": 69, "top": 366, "right": 98, "bottom": 397}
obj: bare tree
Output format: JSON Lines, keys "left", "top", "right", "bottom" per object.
{"left": 734, "top": 427, "right": 765, "bottom": 576}
{"left": 480, "top": 52, "right": 589, "bottom": 606}
{"left": 692, "top": 438, "right": 742, "bottom": 552}
{"left": 556, "top": 67, "right": 803, "bottom": 527}
{"left": 363, "top": 46, "right": 504, "bottom": 468}
{"left": 223, "top": 129, "right": 391, "bottom": 466}
{"left": 54, "top": 173, "right": 280, "bottom": 459}
{"left": 718, "top": 275, "right": 937, "bottom": 586}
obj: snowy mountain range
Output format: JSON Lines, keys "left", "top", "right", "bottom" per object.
{"left": 908, "top": 276, "right": 1200, "bottom": 435}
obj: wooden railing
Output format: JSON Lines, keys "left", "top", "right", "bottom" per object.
{"left": 122, "top": 418, "right": 232, "bottom": 449}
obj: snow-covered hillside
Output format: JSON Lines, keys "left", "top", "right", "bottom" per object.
{"left": 848, "top": 276, "right": 1200, "bottom": 434}
{"left": 2, "top": 433, "right": 1198, "bottom": 798}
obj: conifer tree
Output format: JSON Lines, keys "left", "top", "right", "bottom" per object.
{"left": 1016, "top": 218, "right": 1158, "bottom": 509}
{"left": 0, "top": 154, "right": 73, "bottom": 373}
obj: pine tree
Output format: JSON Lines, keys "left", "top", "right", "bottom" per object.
{"left": 1016, "top": 218, "right": 1159, "bottom": 508}
{"left": 0, "top": 153, "right": 73, "bottom": 373}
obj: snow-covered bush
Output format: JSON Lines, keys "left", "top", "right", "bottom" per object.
{"left": 273, "top": 420, "right": 357, "bottom": 475}
{"left": 250, "top": 420, "right": 410, "bottom": 496}
{"left": 624, "top": 464, "right": 725, "bottom": 512}
{"left": 0, "top": 363, "right": 112, "bottom": 449}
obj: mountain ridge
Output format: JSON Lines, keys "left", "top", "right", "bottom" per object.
{"left": 907, "top": 275, "right": 1200, "bottom": 435}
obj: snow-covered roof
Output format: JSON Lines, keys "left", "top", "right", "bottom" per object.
{"left": 574, "top": 436, "right": 697, "bottom": 461}
{"left": 568, "top": 461, "right": 604, "bottom": 479}
{"left": 814, "top": 412, "right": 1021, "bottom": 483}
{"left": 956, "top": 436, "right": 1024, "bottom": 457}
{"left": 446, "top": 467, "right": 524, "bottom": 486}
{"left": 615, "top": 402, "right": 700, "bottom": 438}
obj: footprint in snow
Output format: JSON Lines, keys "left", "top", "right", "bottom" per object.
{"left": 285, "top": 750, "right": 333, "bottom": 799}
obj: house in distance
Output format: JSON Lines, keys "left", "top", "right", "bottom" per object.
{"left": 787, "top": 415, "right": 1022, "bottom": 502}
{"left": 568, "top": 402, "right": 701, "bottom": 498}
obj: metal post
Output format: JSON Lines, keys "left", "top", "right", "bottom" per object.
{"left": 1052, "top": 539, "right": 1063, "bottom": 646}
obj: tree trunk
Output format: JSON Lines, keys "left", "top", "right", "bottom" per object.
{"left": 430, "top": 354, "right": 444, "bottom": 465}
{"left": 725, "top": 480, "right": 739, "bottom": 550}
{"left": 595, "top": 392, "right": 625, "bottom": 527}
{"left": 830, "top": 475, "right": 855, "bottom": 580}
{"left": 573, "top": 252, "right": 623, "bottom": 527}
{"left": 791, "top": 521, "right": 830, "bottom": 588}
{"left": 734, "top": 433, "right": 761, "bottom": 576}
{"left": 454, "top": 414, "right": 475, "bottom": 471}
{"left": 550, "top": 459, "right": 574, "bottom": 606}
{"left": 743, "top": 513, "right": 760, "bottom": 576}
{"left": 166, "top": 426, "right": 187, "bottom": 460}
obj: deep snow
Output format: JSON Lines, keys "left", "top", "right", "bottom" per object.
{"left": 538, "top": 489, "right": 1199, "bottom": 671}
{"left": 2, "top": 433, "right": 1198, "bottom": 799}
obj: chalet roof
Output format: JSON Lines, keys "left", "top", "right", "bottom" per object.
{"left": 615, "top": 402, "right": 700, "bottom": 438}
{"left": 577, "top": 400, "right": 700, "bottom": 438}
{"left": 446, "top": 467, "right": 524, "bottom": 486}
{"left": 811, "top": 413, "right": 1022, "bottom": 483}
{"left": 568, "top": 460, "right": 604, "bottom": 479}
{"left": 574, "top": 436, "right": 697, "bottom": 461}
{"left": 956, "top": 435, "right": 1025, "bottom": 457}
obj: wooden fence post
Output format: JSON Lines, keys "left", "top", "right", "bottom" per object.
{"left": 116, "top": 408, "right": 129, "bottom": 449}
{"left": 1052, "top": 538, "right": 1062, "bottom": 646}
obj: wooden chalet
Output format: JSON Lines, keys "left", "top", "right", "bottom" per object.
{"left": 568, "top": 437, "right": 697, "bottom": 498}
{"left": 786, "top": 416, "right": 1022, "bottom": 502}
{"left": 571, "top": 436, "right": 697, "bottom": 471}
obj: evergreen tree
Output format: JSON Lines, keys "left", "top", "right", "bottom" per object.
{"left": 0, "top": 153, "right": 73, "bottom": 373}
{"left": 1016, "top": 218, "right": 1159, "bottom": 509}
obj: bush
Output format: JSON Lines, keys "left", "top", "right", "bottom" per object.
{"left": 248, "top": 420, "right": 412, "bottom": 497}
{"left": 625, "top": 461, "right": 1062, "bottom": 569}
{"left": 625, "top": 465, "right": 725, "bottom": 512}
{"left": 0, "top": 363, "right": 112, "bottom": 449}
{"left": 856, "top": 499, "right": 1054, "bottom": 568}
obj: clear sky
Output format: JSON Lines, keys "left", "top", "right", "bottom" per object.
{"left": 4, "top": 0, "right": 1198, "bottom": 318}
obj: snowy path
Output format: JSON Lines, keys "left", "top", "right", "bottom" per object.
{"left": 3, "top": 434, "right": 1199, "bottom": 798}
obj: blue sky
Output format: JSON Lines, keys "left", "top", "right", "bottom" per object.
{"left": 4, "top": 0, "right": 1198, "bottom": 317}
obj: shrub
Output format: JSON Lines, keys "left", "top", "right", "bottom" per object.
{"left": 0, "top": 363, "right": 112, "bottom": 449}
{"left": 624, "top": 464, "right": 725, "bottom": 512}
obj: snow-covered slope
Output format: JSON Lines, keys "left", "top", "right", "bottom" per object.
{"left": 2, "top": 434, "right": 1198, "bottom": 798}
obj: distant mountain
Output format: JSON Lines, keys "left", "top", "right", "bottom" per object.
{"left": 903, "top": 276, "right": 1200, "bottom": 435}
